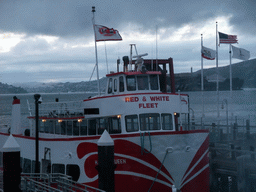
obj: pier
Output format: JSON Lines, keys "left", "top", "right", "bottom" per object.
{"left": 191, "top": 119, "right": 256, "bottom": 192}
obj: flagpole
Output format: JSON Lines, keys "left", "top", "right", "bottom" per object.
{"left": 229, "top": 44, "right": 232, "bottom": 97}
{"left": 92, "top": 6, "right": 101, "bottom": 95}
{"left": 230, "top": 44, "right": 233, "bottom": 120}
{"left": 201, "top": 34, "right": 205, "bottom": 125}
{"left": 216, "top": 22, "right": 220, "bottom": 125}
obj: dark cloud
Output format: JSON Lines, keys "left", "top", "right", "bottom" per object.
{"left": 0, "top": 0, "right": 255, "bottom": 38}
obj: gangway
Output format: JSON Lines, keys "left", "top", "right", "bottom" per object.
{"left": 21, "top": 173, "right": 105, "bottom": 192}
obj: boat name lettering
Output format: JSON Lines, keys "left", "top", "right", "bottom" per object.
{"left": 125, "top": 97, "right": 139, "bottom": 102}
{"left": 139, "top": 103, "right": 158, "bottom": 108}
{"left": 150, "top": 96, "right": 169, "bottom": 101}
{"left": 95, "top": 159, "right": 127, "bottom": 165}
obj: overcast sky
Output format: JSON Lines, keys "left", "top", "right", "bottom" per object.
{"left": 0, "top": 0, "right": 255, "bottom": 85}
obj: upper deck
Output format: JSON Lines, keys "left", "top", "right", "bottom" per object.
{"left": 104, "top": 57, "right": 176, "bottom": 96}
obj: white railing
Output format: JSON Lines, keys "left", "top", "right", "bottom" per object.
{"left": 21, "top": 173, "right": 105, "bottom": 192}
{"left": 28, "top": 100, "right": 84, "bottom": 117}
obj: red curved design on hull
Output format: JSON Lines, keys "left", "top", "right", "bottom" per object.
{"left": 77, "top": 135, "right": 209, "bottom": 192}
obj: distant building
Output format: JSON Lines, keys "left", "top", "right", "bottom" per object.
{"left": 206, "top": 74, "right": 226, "bottom": 82}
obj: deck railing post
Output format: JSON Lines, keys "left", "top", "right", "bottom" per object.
{"left": 1, "top": 135, "right": 21, "bottom": 192}
{"left": 97, "top": 130, "right": 115, "bottom": 192}
{"left": 34, "top": 94, "right": 42, "bottom": 174}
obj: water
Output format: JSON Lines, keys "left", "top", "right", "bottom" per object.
{"left": 184, "top": 89, "right": 256, "bottom": 126}
{"left": 0, "top": 89, "right": 255, "bottom": 128}
{"left": 0, "top": 92, "right": 96, "bottom": 127}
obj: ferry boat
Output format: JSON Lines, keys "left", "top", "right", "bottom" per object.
{"left": 0, "top": 46, "right": 209, "bottom": 191}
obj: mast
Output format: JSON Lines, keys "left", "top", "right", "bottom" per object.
{"left": 201, "top": 34, "right": 205, "bottom": 124}
{"left": 216, "top": 22, "right": 220, "bottom": 124}
{"left": 92, "top": 6, "right": 100, "bottom": 95}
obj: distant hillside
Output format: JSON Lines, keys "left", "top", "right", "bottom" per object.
{"left": 20, "top": 78, "right": 107, "bottom": 93}
{"left": 0, "top": 82, "right": 27, "bottom": 94}
{"left": 7, "top": 58, "right": 256, "bottom": 93}
{"left": 194, "top": 58, "right": 256, "bottom": 88}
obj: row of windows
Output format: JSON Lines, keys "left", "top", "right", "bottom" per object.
{"left": 126, "top": 113, "right": 173, "bottom": 132}
{"left": 36, "top": 113, "right": 173, "bottom": 135}
{"left": 39, "top": 116, "right": 121, "bottom": 136}
{"left": 108, "top": 75, "right": 159, "bottom": 94}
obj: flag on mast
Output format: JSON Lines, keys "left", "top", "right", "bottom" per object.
{"left": 232, "top": 45, "right": 250, "bottom": 60}
{"left": 94, "top": 25, "right": 122, "bottom": 41}
{"left": 201, "top": 46, "right": 216, "bottom": 60}
{"left": 219, "top": 32, "right": 238, "bottom": 44}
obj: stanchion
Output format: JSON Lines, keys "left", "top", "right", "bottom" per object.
{"left": 1, "top": 135, "right": 21, "bottom": 191}
{"left": 96, "top": 130, "right": 116, "bottom": 192}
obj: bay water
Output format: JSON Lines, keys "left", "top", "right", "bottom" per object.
{"left": 0, "top": 89, "right": 255, "bottom": 128}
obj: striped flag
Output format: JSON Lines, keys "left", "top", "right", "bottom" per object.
{"left": 219, "top": 32, "right": 238, "bottom": 44}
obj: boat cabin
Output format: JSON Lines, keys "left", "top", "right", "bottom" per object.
{"left": 105, "top": 56, "right": 176, "bottom": 95}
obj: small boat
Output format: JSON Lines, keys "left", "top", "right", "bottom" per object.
{"left": 0, "top": 45, "right": 209, "bottom": 192}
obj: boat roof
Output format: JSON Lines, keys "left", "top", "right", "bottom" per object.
{"left": 106, "top": 71, "right": 161, "bottom": 77}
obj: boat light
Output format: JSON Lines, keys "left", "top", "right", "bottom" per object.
{"left": 58, "top": 119, "right": 63, "bottom": 123}
{"left": 42, "top": 119, "right": 46, "bottom": 123}
{"left": 78, "top": 119, "right": 82, "bottom": 123}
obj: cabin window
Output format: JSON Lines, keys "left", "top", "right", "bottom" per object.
{"left": 73, "top": 121, "right": 80, "bottom": 135}
{"left": 23, "top": 158, "right": 31, "bottom": 173}
{"left": 49, "top": 120, "right": 56, "bottom": 134}
{"left": 61, "top": 121, "right": 67, "bottom": 135}
{"left": 139, "top": 113, "right": 160, "bottom": 131}
{"left": 66, "top": 164, "right": 80, "bottom": 182}
{"left": 109, "top": 117, "right": 121, "bottom": 134}
{"left": 161, "top": 113, "right": 173, "bottom": 130}
{"left": 119, "top": 76, "right": 124, "bottom": 92}
{"left": 98, "top": 118, "right": 108, "bottom": 135}
{"left": 44, "top": 120, "right": 50, "bottom": 133}
{"left": 88, "top": 119, "right": 96, "bottom": 135}
{"left": 67, "top": 121, "right": 73, "bottom": 135}
{"left": 39, "top": 120, "right": 45, "bottom": 132}
{"left": 125, "top": 115, "right": 139, "bottom": 132}
{"left": 84, "top": 108, "right": 100, "bottom": 115}
{"left": 150, "top": 75, "right": 159, "bottom": 90}
{"left": 137, "top": 76, "right": 149, "bottom": 90}
{"left": 114, "top": 79, "right": 117, "bottom": 92}
{"left": 52, "top": 164, "right": 65, "bottom": 174}
{"left": 55, "top": 121, "right": 61, "bottom": 134}
{"left": 80, "top": 120, "right": 87, "bottom": 135}
{"left": 108, "top": 78, "right": 113, "bottom": 93}
{"left": 126, "top": 76, "right": 136, "bottom": 91}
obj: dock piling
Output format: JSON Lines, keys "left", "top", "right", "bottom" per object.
{"left": 1, "top": 135, "right": 21, "bottom": 191}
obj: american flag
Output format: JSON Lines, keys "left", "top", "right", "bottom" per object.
{"left": 219, "top": 32, "right": 238, "bottom": 44}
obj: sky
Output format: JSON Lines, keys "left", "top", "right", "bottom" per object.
{"left": 0, "top": 0, "right": 255, "bottom": 85}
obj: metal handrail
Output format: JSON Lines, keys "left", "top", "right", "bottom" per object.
{"left": 20, "top": 173, "right": 105, "bottom": 192}
{"left": 56, "top": 177, "right": 105, "bottom": 192}
{"left": 21, "top": 176, "right": 63, "bottom": 192}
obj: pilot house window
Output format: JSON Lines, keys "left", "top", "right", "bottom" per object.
{"left": 119, "top": 76, "right": 124, "bottom": 92}
{"left": 108, "top": 78, "right": 113, "bottom": 93}
{"left": 137, "top": 76, "right": 149, "bottom": 90}
{"left": 150, "top": 75, "right": 159, "bottom": 90}
{"left": 126, "top": 76, "right": 136, "bottom": 91}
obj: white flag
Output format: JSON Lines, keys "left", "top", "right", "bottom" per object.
{"left": 201, "top": 46, "right": 216, "bottom": 60}
{"left": 94, "top": 25, "right": 122, "bottom": 42}
{"left": 232, "top": 45, "right": 250, "bottom": 60}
